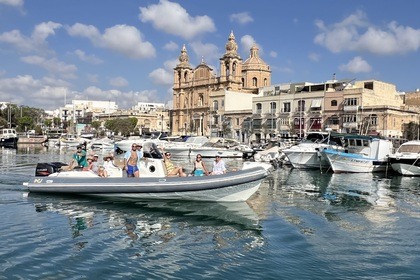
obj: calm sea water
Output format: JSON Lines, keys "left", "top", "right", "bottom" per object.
{"left": 0, "top": 145, "right": 419, "bottom": 279}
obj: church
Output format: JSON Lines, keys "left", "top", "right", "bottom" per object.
{"left": 171, "top": 31, "right": 271, "bottom": 138}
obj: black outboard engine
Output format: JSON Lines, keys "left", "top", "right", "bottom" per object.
{"left": 35, "top": 162, "right": 68, "bottom": 176}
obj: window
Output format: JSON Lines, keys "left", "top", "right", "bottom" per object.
{"left": 283, "top": 102, "right": 291, "bottom": 113}
{"left": 370, "top": 114, "right": 378, "bottom": 126}
{"left": 344, "top": 98, "right": 358, "bottom": 106}
{"left": 256, "top": 103, "right": 262, "bottom": 114}
{"left": 213, "top": 100, "right": 218, "bottom": 111}
{"left": 270, "top": 102, "right": 276, "bottom": 114}
{"left": 331, "top": 100, "right": 338, "bottom": 106}
{"left": 328, "top": 115, "right": 339, "bottom": 125}
{"left": 343, "top": 114, "right": 356, "bottom": 123}
{"left": 298, "top": 100, "right": 305, "bottom": 112}
{"left": 252, "top": 77, "right": 257, "bottom": 87}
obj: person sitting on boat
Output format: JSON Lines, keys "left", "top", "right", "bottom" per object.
{"left": 210, "top": 155, "right": 227, "bottom": 175}
{"left": 91, "top": 154, "right": 100, "bottom": 173}
{"left": 84, "top": 156, "right": 95, "bottom": 171}
{"left": 124, "top": 144, "right": 143, "bottom": 177}
{"left": 69, "top": 145, "right": 88, "bottom": 169}
{"left": 103, "top": 155, "right": 120, "bottom": 177}
{"left": 163, "top": 152, "right": 187, "bottom": 177}
{"left": 192, "top": 154, "right": 209, "bottom": 176}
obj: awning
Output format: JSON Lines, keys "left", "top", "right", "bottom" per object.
{"left": 311, "top": 99, "right": 322, "bottom": 108}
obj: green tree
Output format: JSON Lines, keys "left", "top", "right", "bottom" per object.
{"left": 91, "top": 121, "right": 101, "bottom": 131}
{"left": 104, "top": 118, "right": 137, "bottom": 136}
{"left": 17, "top": 116, "right": 34, "bottom": 132}
{"left": 44, "top": 119, "right": 52, "bottom": 128}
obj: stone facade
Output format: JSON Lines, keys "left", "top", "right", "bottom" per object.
{"left": 171, "top": 31, "right": 271, "bottom": 137}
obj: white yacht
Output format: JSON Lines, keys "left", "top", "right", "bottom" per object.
{"left": 388, "top": 140, "right": 420, "bottom": 176}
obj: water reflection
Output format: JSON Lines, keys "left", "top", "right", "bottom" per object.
{"left": 28, "top": 194, "right": 263, "bottom": 258}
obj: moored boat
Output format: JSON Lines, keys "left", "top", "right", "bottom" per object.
{"left": 322, "top": 138, "right": 393, "bottom": 173}
{"left": 388, "top": 140, "right": 420, "bottom": 176}
{"left": 0, "top": 128, "right": 19, "bottom": 148}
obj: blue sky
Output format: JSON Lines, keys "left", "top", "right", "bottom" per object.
{"left": 0, "top": 0, "right": 419, "bottom": 110}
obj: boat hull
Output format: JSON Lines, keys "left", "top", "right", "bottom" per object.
{"left": 24, "top": 167, "right": 268, "bottom": 202}
{"left": 389, "top": 157, "right": 420, "bottom": 176}
{"left": 323, "top": 149, "right": 388, "bottom": 173}
{"left": 0, "top": 137, "right": 18, "bottom": 148}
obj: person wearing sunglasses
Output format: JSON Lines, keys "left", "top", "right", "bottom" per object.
{"left": 123, "top": 144, "right": 143, "bottom": 177}
{"left": 192, "top": 154, "right": 209, "bottom": 176}
{"left": 163, "top": 151, "right": 186, "bottom": 177}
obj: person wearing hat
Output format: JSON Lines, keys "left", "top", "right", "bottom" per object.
{"left": 123, "top": 143, "right": 143, "bottom": 177}
{"left": 91, "top": 154, "right": 100, "bottom": 174}
{"left": 210, "top": 155, "right": 227, "bottom": 175}
{"left": 84, "top": 156, "right": 95, "bottom": 171}
{"left": 69, "top": 145, "right": 88, "bottom": 169}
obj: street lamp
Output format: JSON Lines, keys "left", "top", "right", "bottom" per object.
{"left": 161, "top": 114, "right": 164, "bottom": 132}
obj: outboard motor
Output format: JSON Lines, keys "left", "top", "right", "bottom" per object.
{"left": 35, "top": 162, "right": 68, "bottom": 176}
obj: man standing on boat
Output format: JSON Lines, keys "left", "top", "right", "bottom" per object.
{"left": 124, "top": 144, "right": 143, "bottom": 177}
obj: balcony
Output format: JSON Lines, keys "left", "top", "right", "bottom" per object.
{"left": 343, "top": 122, "right": 358, "bottom": 128}
{"left": 343, "top": 105, "right": 359, "bottom": 112}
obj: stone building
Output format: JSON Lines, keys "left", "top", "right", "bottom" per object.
{"left": 253, "top": 79, "right": 419, "bottom": 141}
{"left": 171, "top": 31, "right": 271, "bottom": 137}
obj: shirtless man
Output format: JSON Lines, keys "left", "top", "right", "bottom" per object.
{"left": 123, "top": 144, "right": 143, "bottom": 177}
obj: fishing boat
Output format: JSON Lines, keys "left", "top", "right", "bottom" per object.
{"left": 322, "top": 137, "right": 393, "bottom": 173}
{"left": 0, "top": 128, "right": 19, "bottom": 148}
{"left": 388, "top": 140, "right": 420, "bottom": 176}
{"left": 282, "top": 131, "right": 345, "bottom": 169}
{"left": 23, "top": 143, "right": 270, "bottom": 202}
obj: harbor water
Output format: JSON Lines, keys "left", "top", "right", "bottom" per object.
{"left": 0, "top": 145, "right": 419, "bottom": 279}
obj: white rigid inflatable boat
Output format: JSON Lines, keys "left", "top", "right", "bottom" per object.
{"left": 23, "top": 143, "right": 271, "bottom": 202}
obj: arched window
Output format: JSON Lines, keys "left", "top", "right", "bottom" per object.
{"left": 225, "top": 62, "right": 230, "bottom": 76}
{"left": 232, "top": 62, "right": 236, "bottom": 76}
{"left": 264, "top": 78, "right": 268, "bottom": 86}
{"left": 256, "top": 103, "right": 262, "bottom": 114}
{"left": 270, "top": 102, "right": 276, "bottom": 114}
{"left": 241, "top": 78, "right": 245, "bottom": 87}
{"left": 213, "top": 100, "right": 219, "bottom": 111}
{"left": 252, "top": 77, "right": 258, "bottom": 87}
{"left": 198, "top": 94, "right": 204, "bottom": 106}
{"left": 184, "top": 71, "right": 188, "bottom": 83}
{"left": 331, "top": 100, "right": 338, "bottom": 106}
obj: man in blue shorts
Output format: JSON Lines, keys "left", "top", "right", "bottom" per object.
{"left": 123, "top": 143, "right": 143, "bottom": 177}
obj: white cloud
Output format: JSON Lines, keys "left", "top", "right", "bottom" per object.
{"left": 0, "top": 0, "right": 23, "bottom": 7}
{"left": 339, "top": 56, "right": 372, "bottom": 73}
{"left": 269, "top": 51, "right": 277, "bottom": 58}
{"left": 314, "top": 10, "right": 420, "bottom": 55}
{"left": 21, "top": 55, "right": 77, "bottom": 79}
{"left": 240, "top": 35, "right": 264, "bottom": 56}
{"left": 73, "top": 49, "right": 103, "bottom": 64}
{"left": 308, "top": 53, "right": 320, "bottom": 62}
{"left": 189, "top": 41, "right": 219, "bottom": 62}
{"left": 109, "top": 76, "right": 128, "bottom": 87}
{"left": 0, "top": 21, "right": 62, "bottom": 53}
{"left": 230, "top": 12, "right": 254, "bottom": 25}
{"left": 0, "top": 75, "right": 72, "bottom": 109}
{"left": 149, "top": 58, "right": 178, "bottom": 86}
{"left": 164, "top": 41, "right": 178, "bottom": 51}
{"left": 149, "top": 68, "right": 173, "bottom": 85}
{"left": 240, "top": 35, "right": 255, "bottom": 53}
{"left": 67, "top": 23, "right": 156, "bottom": 59}
{"left": 139, "top": 0, "right": 216, "bottom": 40}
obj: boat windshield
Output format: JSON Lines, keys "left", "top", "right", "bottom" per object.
{"left": 142, "top": 142, "right": 163, "bottom": 159}
{"left": 398, "top": 144, "right": 420, "bottom": 153}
